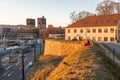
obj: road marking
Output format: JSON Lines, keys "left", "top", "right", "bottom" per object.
{"left": 24, "top": 58, "right": 28, "bottom": 62}
{"left": 7, "top": 71, "right": 13, "bottom": 77}
{"left": 25, "top": 64, "right": 29, "bottom": 70}
{"left": 3, "top": 63, "right": 8, "bottom": 66}
{"left": 5, "top": 65, "right": 12, "bottom": 70}
{"left": 2, "top": 71, "right": 10, "bottom": 77}
{"left": 15, "top": 61, "right": 20, "bottom": 65}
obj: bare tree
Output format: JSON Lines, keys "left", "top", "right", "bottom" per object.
{"left": 114, "top": 2, "right": 120, "bottom": 13}
{"left": 70, "top": 11, "right": 92, "bottom": 23}
{"left": 96, "top": 0, "right": 115, "bottom": 15}
{"left": 77, "top": 11, "right": 92, "bottom": 19}
{"left": 70, "top": 11, "right": 78, "bottom": 23}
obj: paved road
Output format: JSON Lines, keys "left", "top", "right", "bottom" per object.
{"left": 0, "top": 44, "right": 42, "bottom": 80}
{"left": 104, "top": 43, "right": 120, "bottom": 54}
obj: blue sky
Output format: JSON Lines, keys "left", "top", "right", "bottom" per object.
{"left": 0, "top": 0, "right": 119, "bottom": 27}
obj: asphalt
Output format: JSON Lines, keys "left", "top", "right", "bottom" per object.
{"left": 0, "top": 44, "right": 42, "bottom": 80}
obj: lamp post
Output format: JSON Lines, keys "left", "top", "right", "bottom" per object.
{"left": 39, "top": 39, "right": 41, "bottom": 54}
{"left": 21, "top": 49, "right": 25, "bottom": 80}
{"left": 34, "top": 44, "right": 36, "bottom": 63}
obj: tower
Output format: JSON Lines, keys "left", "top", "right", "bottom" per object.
{"left": 26, "top": 18, "right": 35, "bottom": 27}
{"left": 37, "top": 16, "right": 46, "bottom": 29}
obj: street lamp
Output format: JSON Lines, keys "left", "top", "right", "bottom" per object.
{"left": 18, "top": 39, "right": 25, "bottom": 80}
{"left": 39, "top": 39, "right": 41, "bottom": 54}
{"left": 33, "top": 43, "right": 36, "bottom": 63}
{"left": 20, "top": 49, "right": 25, "bottom": 80}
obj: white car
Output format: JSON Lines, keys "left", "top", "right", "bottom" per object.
{"left": 28, "top": 62, "right": 33, "bottom": 67}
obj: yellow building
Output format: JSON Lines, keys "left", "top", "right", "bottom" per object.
{"left": 65, "top": 14, "right": 120, "bottom": 42}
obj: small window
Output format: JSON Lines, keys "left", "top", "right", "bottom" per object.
{"left": 68, "top": 29, "right": 70, "bottom": 33}
{"left": 74, "top": 29, "right": 77, "bottom": 33}
{"left": 92, "top": 29, "right": 96, "bottom": 33}
{"left": 110, "top": 37, "right": 114, "bottom": 41}
{"left": 110, "top": 28, "right": 114, "bottom": 33}
{"left": 104, "top": 37, "right": 108, "bottom": 41}
{"left": 87, "top": 29, "right": 90, "bottom": 33}
{"left": 104, "top": 28, "right": 108, "bottom": 33}
{"left": 98, "top": 37, "right": 101, "bottom": 41}
{"left": 68, "top": 36, "right": 71, "bottom": 40}
{"left": 80, "top": 29, "right": 83, "bottom": 33}
{"left": 92, "top": 37, "right": 96, "bottom": 41}
{"left": 98, "top": 29, "right": 102, "bottom": 33}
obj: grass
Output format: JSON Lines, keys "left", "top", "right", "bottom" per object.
{"left": 95, "top": 43, "right": 120, "bottom": 80}
{"left": 27, "top": 55, "right": 64, "bottom": 80}
{"left": 46, "top": 43, "right": 115, "bottom": 80}
{"left": 27, "top": 41, "right": 117, "bottom": 80}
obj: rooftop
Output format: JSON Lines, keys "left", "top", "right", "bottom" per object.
{"left": 66, "top": 14, "right": 120, "bottom": 28}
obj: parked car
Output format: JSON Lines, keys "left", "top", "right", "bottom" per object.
{"left": 28, "top": 62, "right": 33, "bottom": 67}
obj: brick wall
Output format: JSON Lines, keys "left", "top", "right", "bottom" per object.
{"left": 44, "top": 40, "right": 84, "bottom": 56}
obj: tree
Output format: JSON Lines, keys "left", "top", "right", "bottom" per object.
{"left": 70, "top": 11, "right": 78, "bottom": 23}
{"left": 96, "top": 0, "right": 117, "bottom": 15}
{"left": 114, "top": 2, "right": 120, "bottom": 13}
{"left": 70, "top": 11, "right": 92, "bottom": 23}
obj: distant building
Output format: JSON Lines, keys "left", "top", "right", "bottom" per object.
{"left": 26, "top": 18, "right": 35, "bottom": 27}
{"left": 65, "top": 14, "right": 120, "bottom": 42}
{"left": 0, "top": 25, "right": 18, "bottom": 38}
{"left": 17, "top": 28, "right": 39, "bottom": 39}
{"left": 37, "top": 16, "right": 46, "bottom": 29}
{"left": 39, "top": 26, "right": 65, "bottom": 39}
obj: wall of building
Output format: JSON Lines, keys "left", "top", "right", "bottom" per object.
{"left": 26, "top": 18, "right": 35, "bottom": 27}
{"left": 44, "top": 39, "right": 84, "bottom": 56}
{"left": 37, "top": 16, "right": 46, "bottom": 29}
{"left": 65, "top": 26, "right": 117, "bottom": 42}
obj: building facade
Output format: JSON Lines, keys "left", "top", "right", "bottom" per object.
{"left": 26, "top": 18, "right": 35, "bottom": 27}
{"left": 65, "top": 14, "right": 120, "bottom": 42}
{"left": 17, "top": 28, "right": 39, "bottom": 39}
{"left": 37, "top": 16, "right": 46, "bottom": 29}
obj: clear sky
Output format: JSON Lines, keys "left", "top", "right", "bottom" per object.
{"left": 0, "top": 0, "right": 119, "bottom": 27}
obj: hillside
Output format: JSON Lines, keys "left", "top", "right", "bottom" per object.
{"left": 27, "top": 41, "right": 115, "bottom": 80}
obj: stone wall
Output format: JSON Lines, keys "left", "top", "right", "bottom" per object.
{"left": 44, "top": 39, "right": 84, "bottom": 56}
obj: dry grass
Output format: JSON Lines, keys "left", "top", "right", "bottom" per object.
{"left": 27, "top": 41, "right": 115, "bottom": 80}
{"left": 46, "top": 44, "right": 115, "bottom": 80}
{"left": 27, "top": 55, "right": 64, "bottom": 80}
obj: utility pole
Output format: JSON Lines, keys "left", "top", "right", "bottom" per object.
{"left": 34, "top": 44, "right": 36, "bottom": 63}
{"left": 40, "top": 39, "right": 41, "bottom": 54}
{"left": 21, "top": 49, "right": 25, "bottom": 80}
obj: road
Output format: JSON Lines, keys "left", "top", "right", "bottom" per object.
{"left": 104, "top": 43, "right": 120, "bottom": 54}
{"left": 0, "top": 44, "right": 42, "bottom": 80}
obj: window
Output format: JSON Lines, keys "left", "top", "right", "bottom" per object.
{"left": 92, "top": 29, "right": 96, "bottom": 33}
{"left": 87, "top": 29, "right": 90, "bottom": 33}
{"left": 110, "top": 28, "right": 114, "bottom": 33}
{"left": 98, "top": 29, "right": 102, "bottom": 33}
{"left": 98, "top": 37, "right": 101, "bottom": 41}
{"left": 74, "top": 29, "right": 77, "bottom": 33}
{"left": 104, "top": 37, "right": 108, "bottom": 41}
{"left": 110, "top": 37, "right": 114, "bottom": 41}
{"left": 92, "top": 37, "right": 96, "bottom": 41}
{"left": 68, "top": 36, "right": 71, "bottom": 40}
{"left": 80, "top": 29, "right": 83, "bottom": 33}
{"left": 68, "top": 29, "right": 70, "bottom": 33}
{"left": 104, "top": 28, "right": 108, "bottom": 33}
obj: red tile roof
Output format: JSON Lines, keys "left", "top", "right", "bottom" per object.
{"left": 66, "top": 14, "right": 120, "bottom": 28}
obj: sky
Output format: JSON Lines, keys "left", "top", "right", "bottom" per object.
{"left": 0, "top": 0, "right": 119, "bottom": 27}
